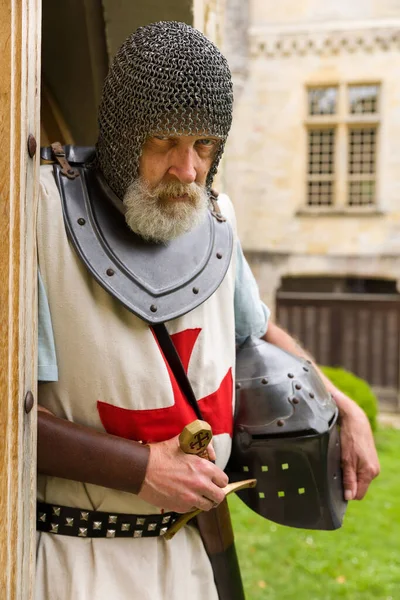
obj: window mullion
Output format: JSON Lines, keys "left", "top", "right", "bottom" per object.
{"left": 335, "top": 123, "right": 347, "bottom": 208}
{"left": 335, "top": 83, "right": 348, "bottom": 208}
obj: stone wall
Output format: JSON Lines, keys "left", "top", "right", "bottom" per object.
{"left": 223, "top": 0, "right": 400, "bottom": 315}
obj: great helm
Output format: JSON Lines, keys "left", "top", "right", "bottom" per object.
{"left": 96, "top": 21, "right": 233, "bottom": 200}
{"left": 226, "top": 336, "right": 347, "bottom": 530}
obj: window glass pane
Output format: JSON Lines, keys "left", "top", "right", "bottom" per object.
{"left": 348, "top": 181, "right": 375, "bottom": 206}
{"left": 349, "top": 85, "right": 379, "bottom": 114}
{"left": 349, "top": 128, "right": 376, "bottom": 175}
{"left": 348, "top": 127, "right": 376, "bottom": 206}
{"left": 308, "top": 87, "right": 338, "bottom": 115}
{"left": 307, "top": 181, "right": 333, "bottom": 206}
{"left": 308, "top": 129, "right": 335, "bottom": 175}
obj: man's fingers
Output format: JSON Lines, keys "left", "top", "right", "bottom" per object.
{"left": 195, "top": 496, "right": 217, "bottom": 512}
{"left": 196, "top": 489, "right": 225, "bottom": 511}
{"left": 342, "top": 463, "right": 357, "bottom": 501}
{"left": 196, "top": 456, "right": 228, "bottom": 488}
{"left": 207, "top": 442, "right": 216, "bottom": 462}
{"left": 341, "top": 450, "right": 380, "bottom": 502}
{"left": 211, "top": 470, "right": 229, "bottom": 488}
{"left": 353, "top": 463, "right": 380, "bottom": 500}
{"left": 354, "top": 481, "right": 369, "bottom": 500}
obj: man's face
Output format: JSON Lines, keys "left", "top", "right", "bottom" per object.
{"left": 139, "top": 134, "right": 220, "bottom": 190}
{"left": 122, "top": 134, "right": 221, "bottom": 243}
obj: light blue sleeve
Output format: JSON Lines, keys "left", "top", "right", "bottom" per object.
{"left": 38, "top": 270, "right": 58, "bottom": 382}
{"left": 234, "top": 241, "right": 270, "bottom": 345}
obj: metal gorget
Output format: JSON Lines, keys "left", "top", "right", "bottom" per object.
{"left": 51, "top": 150, "right": 233, "bottom": 324}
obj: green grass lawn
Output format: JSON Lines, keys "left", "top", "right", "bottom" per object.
{"left": 230, "top": 427, "right": 400, "bottom": 600}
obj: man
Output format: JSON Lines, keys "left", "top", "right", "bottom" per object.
{"left": 36, "top": 21, "right": 379, "bottom": 600}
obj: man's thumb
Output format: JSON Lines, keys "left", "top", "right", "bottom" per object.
{"left": 342, "top": 465, "right": 357, "bottom": 501}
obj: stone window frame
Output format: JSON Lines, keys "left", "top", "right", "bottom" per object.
{"left": 303, "top": 82, "right": 381, "bottom": 214}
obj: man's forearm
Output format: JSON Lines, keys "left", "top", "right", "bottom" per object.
{"left": 37, "top": 409, "right": 150, "bottom": 495}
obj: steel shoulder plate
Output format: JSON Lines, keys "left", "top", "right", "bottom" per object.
{"left": 54, "top": 161, "right": 233, "bottom": 324}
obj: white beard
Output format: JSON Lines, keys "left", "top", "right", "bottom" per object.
{"left": 123, "top": 177, "right": 209, "bottom": 244}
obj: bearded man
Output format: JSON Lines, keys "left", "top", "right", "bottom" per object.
{"left": 36, "top": 21, "right": 379, "bottom": 600}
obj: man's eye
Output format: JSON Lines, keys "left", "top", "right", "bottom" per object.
{"left": 197, "top": 139, "right": 216, "bottom": 147}
{"left": 198, "top": 139, "right": 214, "bottom": 146}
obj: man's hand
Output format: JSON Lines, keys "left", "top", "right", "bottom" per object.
{"left": 138, "top": 434, "right": 228, "bottom": 513}
{"left": 335, "top": 392, "right": 380, "bottom": 501}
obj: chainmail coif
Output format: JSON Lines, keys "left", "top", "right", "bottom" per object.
{"left": 96, "top": 21, "right": 233, "bottom": 200}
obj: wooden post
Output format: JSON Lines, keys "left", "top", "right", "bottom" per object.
{"left": 0, "top": 0, "right": 41, "bottom": 597}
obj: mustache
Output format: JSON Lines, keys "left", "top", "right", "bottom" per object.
{"left": 143, "top": 180, "right": 204, "bottom": 203}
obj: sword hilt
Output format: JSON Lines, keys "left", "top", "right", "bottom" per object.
{"left": 179, "top": 419, "right": 212, "bottom": 460}
{"left": 164, "top": 420, "right": 257, "bottom": 541}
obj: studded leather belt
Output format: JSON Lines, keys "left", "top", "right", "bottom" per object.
{"left": 36, "top": 502, "right": 179, "bottom": 538}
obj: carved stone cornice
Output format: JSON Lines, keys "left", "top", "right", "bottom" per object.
{"left": 250, "top": 24, "right": 400, "bottom": 58}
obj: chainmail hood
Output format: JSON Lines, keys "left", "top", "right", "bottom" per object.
{"left": 96, "top": 21, "right": 233, "bottom": 200}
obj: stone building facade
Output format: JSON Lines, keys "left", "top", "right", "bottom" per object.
{"left": 223, "top": 0, "right": 400, "bottom": 314}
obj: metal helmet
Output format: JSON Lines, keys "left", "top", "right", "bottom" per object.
{"left": 226, "top": 336, "right": 347, "bottom": 530}
{"left": 96, "top": 21, "right": 234, "bottom": 200}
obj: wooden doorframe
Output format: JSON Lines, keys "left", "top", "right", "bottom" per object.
{"left": 0, "top": 0, "right": 41, "bottom": 597}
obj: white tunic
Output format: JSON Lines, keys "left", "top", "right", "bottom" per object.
{"left": 36, "top": 165, "right": 238, "bottom": 600}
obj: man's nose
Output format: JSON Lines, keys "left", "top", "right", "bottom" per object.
{"left": 167, "top": 147, "right": 197, "bottom": 184}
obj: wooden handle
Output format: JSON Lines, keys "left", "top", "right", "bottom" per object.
{"left": 164, "top": 479, "right": 257, "bottom": 541}
{"left": 179, "top": 419, "right": 212, "bottom": 458}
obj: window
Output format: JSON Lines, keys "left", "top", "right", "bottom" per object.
{"left": 305, "top": 84, "right": 380, "bottom": 209}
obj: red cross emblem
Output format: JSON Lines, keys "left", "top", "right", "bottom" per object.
{"left": 97, "top": 328, "right": 233, "bottom": 443}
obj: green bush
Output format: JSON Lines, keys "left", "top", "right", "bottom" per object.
{"left": 321, "top": 366, "right": 378, "bottom": 431}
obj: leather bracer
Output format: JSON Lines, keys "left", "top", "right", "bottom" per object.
{"left": 37, "top": 411, "right": 150, "bottom": 495}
